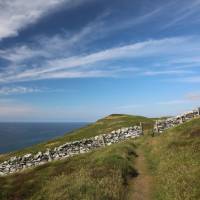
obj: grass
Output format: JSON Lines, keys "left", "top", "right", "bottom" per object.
{"left": 0, "top": 114, "right": 154, "bottom": 162}
{"left": 0, "top": 140, "right": 138, "bottom": 200}
{"left": 0, "top": 114, "right": 154, "bottom": 200}
{"left": 142, "top": 118, "right": 200, "bottom": 200}
{"left": 1, "top": 114, "right": 200, "bottom": 200}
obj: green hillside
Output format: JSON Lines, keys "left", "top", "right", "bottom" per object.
{"left": 0, "top": 114, "right": 154, "bottom": 200}
{"left": 141, "top": 118, "right": 200, "bottom": 200}
{"left": 0, "top": 115, "right": 200, "bottom": 200}
{"left": 0, "top": 114, "right": 154, "bottom": 162}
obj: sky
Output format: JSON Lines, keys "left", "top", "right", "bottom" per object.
{"left": 0, "top": 0, "right": 200, "bottom": 122}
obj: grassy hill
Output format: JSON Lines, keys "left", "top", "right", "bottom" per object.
{"left": 0, "top": 114, "right": 154, "bottom": 200}
{"left": 0, "top": 114, "right": 153, "bottom": 162}
{"left": 0, "top": 114, "right": 199, "bottom": 200}
{"left": 141, "top": 118, "right": 200, "bottom": 200}
{"left": 0, "top": 140, "right": 138, "bottom": 200}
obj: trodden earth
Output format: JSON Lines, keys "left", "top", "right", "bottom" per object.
{"left": 128, "top": 148, "right": 153, "bottom": 200}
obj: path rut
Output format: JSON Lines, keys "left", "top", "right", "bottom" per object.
{"left": 128, "top": 149, "right": 153, "bottom": 200}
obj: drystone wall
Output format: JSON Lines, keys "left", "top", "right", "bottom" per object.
{"left": 0, "top": 125, "right": 143, "bottom": 176}
{"left": 154, "top": 107, "right": 200, "bottom": 133}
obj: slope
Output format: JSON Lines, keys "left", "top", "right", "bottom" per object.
{"left": 0, "top": 114, "right": 153, "bottom": 162}
{"left": 142, "top": 118, "right": 200, "bottom": 200}
{"left": 0, "top": 114, "right": 154, "bottom": 200}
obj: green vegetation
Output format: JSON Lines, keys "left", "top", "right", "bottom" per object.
{"left": 1, "top": 114, "right": 199, "bottom": 200}
{"left": 142, "top": 118, "right": 200, "bottom": 200}
{"left": 0, "top": 140, "right": 138, "bottom": 200}
{"left": 0, "top": 114, "right": 154, "bottom": 162}
{"left": 0, "top": 114, "right": 154, "bottom": 200}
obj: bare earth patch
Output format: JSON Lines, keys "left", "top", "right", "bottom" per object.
{"left": 128, "top": 149, "right": 153, "bottom": 200}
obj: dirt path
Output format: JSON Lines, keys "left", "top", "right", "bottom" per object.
{"left": 128, "top": 149, "right": 153, "bottom": 200}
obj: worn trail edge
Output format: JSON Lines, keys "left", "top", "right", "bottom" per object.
{"left": 128, "top": 149, "right": 153, "bottom": 200}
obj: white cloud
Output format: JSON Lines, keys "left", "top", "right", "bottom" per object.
{"left": 0, "top": 86, "right": 41, "bottom": 95}
{"left": 0, "top": 45, "right": 49, "bottom": 63}
{"left": 0, "top": 0, "right": 86, "bottom": 40}
{"left": 0, "top": 18, "right": 101, "bottom": 64}
{"left": 162, "top": 0, "right": 200, "bottom": 28}
{"left": 142, "top": 70, "right": 193, "bottom": 76}
{"left": 0, "top": 35, "right": 199, "bottom": 83}
{"left": 1, "top": 1, "right": 200, "bottom": 84}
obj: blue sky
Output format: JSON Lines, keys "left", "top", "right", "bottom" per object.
{"left": 0, "top": 0, "right": 200, "bottom": 122}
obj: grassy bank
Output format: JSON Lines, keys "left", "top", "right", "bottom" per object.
{"left": 0, "top": 114, "right": 154, "bottom": 162}
{"left": 0, "top": 114, "right": 154, "bottom": 200}
{"left": 1, "top": 114, "right": 199, "bottom": 200}
{"left": 0, "top": 140, "right": 138, "bottom": 200}
{"left": 142, "top": 118, "right": 200, "bottom": 200}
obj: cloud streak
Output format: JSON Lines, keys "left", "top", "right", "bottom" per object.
{"left": 0, "top": 1, "right": 200, "bottom": 84}
{"left": 0, "top": 86, "right": 41, "bottom": 95}
{"left": 0, "top": 0, "right": 87, "bottom": 40}
{"left": 0, "top": 36, "right": 199, "bottom": 83}
{"left": 163, "top": 0, "right": 200, "bottom": 28}
{"left": 142, "top": 70, "right": 193, "bottom": 76}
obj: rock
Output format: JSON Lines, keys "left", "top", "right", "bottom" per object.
{"left": 80, "top": 148, "right": 86, "bottom": 154}
{"left": 24, "top": 153, "right": 32, "bottom": 159}
{"left": 154, "top": 107, "right": 200, "bottom": 133}
{"left": 34, "top": 152, "right": 43, "bottom": 160}
{"left": 0, "top": 124, "right": 144, "bottom": 175}
{"left": 116, "top": 129, "right": 121, "bottom": 134}
{"left": 0, "top": 172, "right": 5, "bottom": 176}
{"left": 10, "top": 156, "right": 17, "bottom": 162}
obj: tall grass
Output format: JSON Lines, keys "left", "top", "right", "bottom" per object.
{"left": 143, "top": 118, "right": 200, "bottom": 200}
{"left": 0, "top": 140, "right": 138, "bottom": 200}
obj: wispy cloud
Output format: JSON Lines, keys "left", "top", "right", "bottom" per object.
{"left": 1, "top": 0, "right": 200, "bottom": 84}
{"left": 0, "top": 86, "right": 41, "bottom": 95}
{"left": 0, "top": 36, "right": 198, "bottom": 83}
{"left": 162, "top": 0, "right": 200, "bottom": 28}
{"left": 0, "top": 15, "right": 105, "bottom": 64}
{"left": 0, "top": 5, "right": 165, "bottom": 64}
{"left": 0, "top": 0, "right": 87, "bottom": 40}
{"left": 142, "top": 70, "right": 193, "bottom": 76}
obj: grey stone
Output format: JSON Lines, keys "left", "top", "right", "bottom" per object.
{"left": 0, "top": 124, "right": 143, "bottom": 175}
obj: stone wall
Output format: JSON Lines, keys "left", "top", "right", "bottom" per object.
{"left": 154, "top": 107, "right": 200, "bottom": 133}
{"left": 0, "top": 125, "right": 143, "bottom": 176}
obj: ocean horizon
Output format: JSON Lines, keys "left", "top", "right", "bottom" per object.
{"left": 0, "top": 122, "right": 89, "bottom": 154}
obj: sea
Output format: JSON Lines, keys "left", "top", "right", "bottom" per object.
{"left": 0, "top": 122, "right": 88, "bottom": 154}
